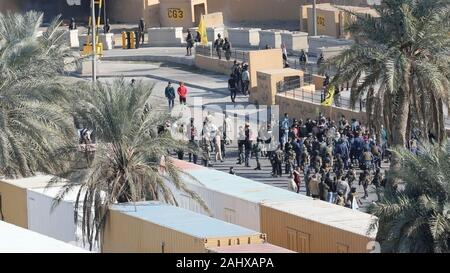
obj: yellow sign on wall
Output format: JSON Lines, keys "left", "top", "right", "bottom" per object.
{"left": 168, "top": 8, "right": 184, "bottom": 20}
{"left": 317, "top": 15, "right": 326, "bottom": 32}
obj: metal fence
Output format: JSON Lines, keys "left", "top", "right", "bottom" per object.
{"left": 195, "top": 45, "right": 249, "bottom": 63}
{"left": 276, "top": 77, "right": 366, "bottom": 112}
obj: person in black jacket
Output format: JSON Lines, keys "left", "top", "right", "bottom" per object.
{"left": 138, "top": 18, "right": 145, "bottom": 45}
{"left": 186, "top": 30, "right": 194, "bottom": 56}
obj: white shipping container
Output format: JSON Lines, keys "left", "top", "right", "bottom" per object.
{"left": 27, "top": 185, "right": 100, "bottom": 252}
{"left": 26, "top": 185, "right": 82, "bottom": 244}
{"left": 167, "top": 160, "right": 303, "bottom": 232}
{"left": 0, "top": 220, "right": 89, "bottom": 253}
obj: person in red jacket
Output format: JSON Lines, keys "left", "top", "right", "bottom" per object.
{"left": 177, "top": 82, "right": 188, "bottom": 105}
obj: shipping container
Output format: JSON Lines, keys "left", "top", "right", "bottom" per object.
{"left": 260, "top": 200, "right": 377, "bottom": 253}
{"left": 0, "top": 175, "right": 65, "bottom": 228}
{"left": 26, "top": 185, "right": 85, "bottom": 245}
{"left": 0, "top": 220, "right": 89, "bottom": 253}
{"left": 168, "top": 160, "right": 378, "bottom": 253}
{"left": 207, "top": 243, "right": 295, "bottom": 253}
{"left": 167, "top": 160, "right": 302, "bottom": 232}
{"left": 102, "top": 201, "right": 266, "bottom": 253}
{"left": 0, "top": 176, "right": 95, "bottom": 251}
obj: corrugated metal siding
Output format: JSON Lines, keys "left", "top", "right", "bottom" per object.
{"left": 260, "top": 205, "right": 372, "bottom": 253}
{"left": 103, "top": 202, "right": 266, "bottom": 253}
{"left": 26, "top": 189, "right": 77, "bottom": 243}
{"left": 0, "top": 182, "right": 28, "bottom": 228}
{"left": 207, "top": 243, "right": 296, "bottom": 253}
{"left": 102, "top": 210, "right": 144, "bottom": 253}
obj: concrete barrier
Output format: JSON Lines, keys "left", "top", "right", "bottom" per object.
{"left": 76, "top": 59, "right": 100, "bottom": 76}
{"left": 227, "top": 28, "right": 261, "bottom": 48}
{"left": 66, "top": 30, "right": 79, "bottom": 48}
{"left": 312, "top": 74, "right": 326, "bottom": 90}
{"left": 258, "top": 30, "right": 282, "bottom": 49}
{"left": 99, "top": 33, "right": 114, "bottom": 50}
{"left": 194, "top": 54, "right": 234, "bottom": 75}
{"left": 281, "top": 31, "right": 309, "bottom": 53}
{"left": 148, "top": 27, "right": 185, "bottom": 47}
{"left": 275, "top": 94, "right": 367, "bottom": 123}
{"left": 317, "top": 46, "right": 350, "bottom": 59}
{"left": 308, "top": 35, "right": 353, "bottom": 56}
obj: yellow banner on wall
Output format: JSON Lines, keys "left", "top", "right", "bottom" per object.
{"left": 322, "top": 85, "right": 335, "bottom": 106}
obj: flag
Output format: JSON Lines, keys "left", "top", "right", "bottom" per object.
{"left": 198, "top": 15, "right": 208, "bottom": 45}
{"left": 321, "top": 85, "right": 335, "bottom": 106}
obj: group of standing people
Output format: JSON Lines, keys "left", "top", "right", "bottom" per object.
{"left": 228, "top": 60, "right": 250, "bottom": 100}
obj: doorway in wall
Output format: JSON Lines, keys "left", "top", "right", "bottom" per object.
{"left": 193, "top": 3, "right": 206, "bottom": 25}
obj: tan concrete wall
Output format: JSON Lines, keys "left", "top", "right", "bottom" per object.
{"left": 312, "top": 74, "right": 326, "bottom": 90}
{"left": 207, "top": 0, "right": 308, "bottom": 22}
{"left": 195, "top": 54, "right": 234, "bottom": 75}
{"left": 307, "top": 7, "right": 339, "bottom": 37}
{"left": 275, "top": 93, "right": 367, "bottom": 123}
{"left": 160, "top": 0, "right": 208, "bottom": 28}
{"left": 108, "top": 0, "right": 160, "bottom": 26}
{"left": 252, "top": 69, "right": 304, "bottom": 105}
{"left": 204, "top": 12, "right": 224, "bottom": 27}
{"left": 248, "top": 49, "right": 284, "bottom": 94}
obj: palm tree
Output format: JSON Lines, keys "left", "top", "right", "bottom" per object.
{"left": 0, "top": 11, "right": 76, "bottom": 178}
{"left": 326, "top": 0, "right": 450, "bottom": 148}
{"left": 369, "top": 142, "right": 450, "bottom": 253}
{"left": 51, "top": 79, "right": 206, "bottom": 250}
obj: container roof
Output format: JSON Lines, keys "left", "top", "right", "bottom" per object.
{"left": 0, "top": 221, "right": 89, "bottom": 253}
{"left": 29, "top": 184, "right": 84, "bottom": 203}
{"left": 263, "top": 200, "right": 378, "bottom": 238}
{"left": 110, "top": 202, "right": 261, "bottom": 239}
{"left": 1, "top": 175, "right": 67, "bottom": 189}
{"left": 172, "top": 159, "right": 377, "bottom": 238}
{"left": 172, "top": 159, "right": 306, "bottom": 204}
{"left": 208, "top": 243, "right": 295, "bottom": 253}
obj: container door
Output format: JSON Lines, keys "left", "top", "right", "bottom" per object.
{"left": 224, "top": 208, "right": 236, "bottom": 224}
{"left": 287, "top": 228, "right": 310, "bottom": 253}
{"left": 287, "top": 228, "right": 298, "bottom": 251}
{"left": 337, "top": 243, "right": 349, "bottom": 253}
{"left": 297, "top": 232, "right": 310, "bottom": 253}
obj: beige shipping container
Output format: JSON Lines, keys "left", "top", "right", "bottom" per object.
{"left": 260, "top": 200, "right": 378, "bottom": 253}
{"left": 0, "top": 175, "right": 63, "bottom": 228}
{"left": 102, "top": 201, "right": 266, "bottom": 253}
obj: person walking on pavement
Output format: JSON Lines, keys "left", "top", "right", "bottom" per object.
{"left": 253, "top": 139, "right": 263, "bottom": 170}
{"left": 228, "top": 73, "right": 237, "bottom": 103}
{"left": 214, "top": 33, "right": 224, "bottom": 59}
{"left": 223, "top": 38, "right": 232, "bottom": 61}
{"left": 244, "top": 123, "right": 253, "bottom": 167}
{"left": 308, "top": 174, "right": 320, "bottom": 199}
{"left": 186, "top": 30, "right": 194, "bottom": 56}
{"left": 69, "top": 18, "right": 77, "bottom": 30}
{"left": 274, "top": 145, "right": 284, "bottom": 177}
{"left": 237, "top": 126, "right": 245, "bottom": 165}
{"left": 177, "top": 82, "right": 188, "bottom": 105}
{"left": 103, "top": 18, "right": 111, "bottom": 34}
{"left": 201, "top": 136, "right": 212, "bottom": 167}
{"left": 214, "top": 130, "right": 224, "bottom": 162}
{"left": 241, "top": 64, "right": 250, "bottom": 95}
{"left": 138, "top": 18, "right": 145, "bottom": 45}
{"left": 293, "top": 166, "right": 302, "bottom": 193}
{"left": 165, "top": 82, "right": 175, "bottom": 110}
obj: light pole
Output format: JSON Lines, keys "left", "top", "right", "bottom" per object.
{"left": 91, "top": 0, "right": 97, "bottom": 82}
{"left": 313, "top": 0, "right": 317, "bottom": 36}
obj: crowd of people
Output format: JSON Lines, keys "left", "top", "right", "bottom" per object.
{"left": 170, "top": 110, "right": 391, "bottom": 210}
